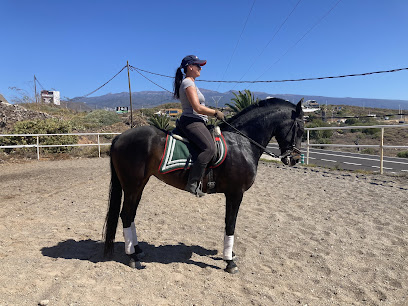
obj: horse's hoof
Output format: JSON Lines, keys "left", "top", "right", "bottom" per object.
{"left": 128, "top": 253, "right": 145, "bottom": 269}
{"left": 225, "top": 260, "right": 238, "bottom": 274}
{"left": 129, "top": 258, "right": 145, "bottom": 269}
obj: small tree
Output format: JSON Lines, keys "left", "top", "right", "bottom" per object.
{"left": 148, "top": 114, "right": 170, "bottom": 131}
{"left": 397, "top": 151, "right": 408, "bottom": 158}
{"left": 8, "top": 86, "right": 35, "bottom": 104}
{"left": 225, "top": 89, "right": 259, "bottom": 114}
{"left": 306, "top": 119, "right": 333, "bottom": 140}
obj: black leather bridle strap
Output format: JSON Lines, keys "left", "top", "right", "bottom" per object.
{"left": 220, "top": 119, "right": 280, "bottom": 158}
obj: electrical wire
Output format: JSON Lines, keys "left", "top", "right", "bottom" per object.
{"left": 232, "top": 0, "right": 303, "bottom": 89}
{"left": 130, "top": 66, "right": 408, "bottom": 84}
{"left": 253, "top": 0, "right": 343, "bottom": 82}
{"left": 71, "top": 66, "right": 127, "bottom": 100}
{"left": 130, "top": 66, "right": 173, "bottom": 94}
{"left": 216, "top": 0, "right": 257, "bottom": 91}
{"left": 35, "top": 77, "right": 46, "bottom": 91}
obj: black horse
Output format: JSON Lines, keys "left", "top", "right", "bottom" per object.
{"left": 104, "top": 97, "right": 304, "bottom": 273}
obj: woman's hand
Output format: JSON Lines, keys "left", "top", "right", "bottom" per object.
{"left": 214, "top": 110, "right": 225, "bottom": 121}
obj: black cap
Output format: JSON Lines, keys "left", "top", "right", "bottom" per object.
{"left": 180, "top": 55, "right": 207, "bottom": 69}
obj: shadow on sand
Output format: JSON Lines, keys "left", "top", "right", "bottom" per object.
{"left": 41, "top": 239, "right": 222, "bottom": 270}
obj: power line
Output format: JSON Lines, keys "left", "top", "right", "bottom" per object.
{"left": 216, "top": 0, "right": 257, "bottom": 91}
{"left": 130, "top": 66, "right": 173, "bottom": 79}
{"left": 35, "top": 76, "right": 46, "bottom": 91}
{"left": 71, "top": 66, "right": 126, "bottom": 100}
{"left": 130, "top": 66, "right": 173, "bottom": 94}
{"left": 131, "top": 66, "right": 408, "bottom": 84}
{"left": 253, "top": 0, "right": 343, "bottom": 82}
{"left": 63, "top": 64, "right": 408, "bottom": 102}
{"left": 232, "top": 0, "right": 303, "bottom": 89}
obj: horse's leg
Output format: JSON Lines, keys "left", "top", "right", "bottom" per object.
{"left": 121, "top": 182, "right": 147, "bottom": 268}
{"left": 223, "top": 191, "right": 243, "bottom": 274}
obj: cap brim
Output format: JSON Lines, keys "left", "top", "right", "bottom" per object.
{"left": 194, "top": 60, "right": 207, "bottom": 66}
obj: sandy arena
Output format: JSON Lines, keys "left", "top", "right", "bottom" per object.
{"left": 0, "top": 157, "right": 407, "bottom": 305}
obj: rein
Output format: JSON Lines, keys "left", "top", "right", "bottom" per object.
{"left": 220, "top": 117, "right": 302, "bottom": 160}
{"left": 220, "top": 119, "right": 280, "bottom": 159}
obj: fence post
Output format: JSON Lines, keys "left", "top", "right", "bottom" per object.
{"left": 380, "top": 127, "right": 384, "bottom": 174}
{"left": 306, "top": 130, "right": 310, "bottom": 165}
{"left": 36, "top": 136, "right": 40, "bottom": 160}
{"left": 97, "top": 134, "right": 101, "bottom": 158}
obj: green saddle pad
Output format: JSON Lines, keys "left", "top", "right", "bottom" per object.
{"left": 159, "top": 133, "right": 227, "bottom": 174}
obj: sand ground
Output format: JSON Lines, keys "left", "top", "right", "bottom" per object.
{"left": 0, "top": 157, "right": 407, "bottom": 305}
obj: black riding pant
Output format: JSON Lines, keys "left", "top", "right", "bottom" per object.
{"left": 179, "top": 115, "right": 216, "bottom": 165}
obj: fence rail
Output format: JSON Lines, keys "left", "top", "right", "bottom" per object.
{"left": 305, "top": 124, "right": 408, "bottom": 174}
{"left": 1, "top": 124, "right": 408, "bottom": 174}
{"left": 0, "top": 132, "right": 121, "bottom": 159}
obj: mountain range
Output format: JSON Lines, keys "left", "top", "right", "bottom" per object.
{"left": 72, "top": 89, "right": 408, "bottom": 111}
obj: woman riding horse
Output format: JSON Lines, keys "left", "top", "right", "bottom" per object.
{"left": 174, "top": 55, "right": 225, "bottom": 197}
{"left": 104, "top": 93, "right": 304, "bottom": 273}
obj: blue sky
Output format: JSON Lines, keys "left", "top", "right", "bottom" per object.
{"left": 1, "top": 0, "right": 408, "bottom": 103}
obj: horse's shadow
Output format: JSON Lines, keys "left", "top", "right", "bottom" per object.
{"left": 41, "top": 239, "right": 222, "bottom": 270}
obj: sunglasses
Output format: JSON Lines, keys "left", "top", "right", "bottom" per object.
{"left": 192, "top": 63, "right": 202, "bottom": 69}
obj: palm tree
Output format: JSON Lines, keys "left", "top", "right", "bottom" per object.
{"left": 148, "top": 114, "right": 170, "bottom": 131}
{"left": 225, "top": 89, "right": 259, "bottom": 114}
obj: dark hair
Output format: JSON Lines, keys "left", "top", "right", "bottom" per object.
{"left": 173, "top": 67, "right": 184, "bottom": 99}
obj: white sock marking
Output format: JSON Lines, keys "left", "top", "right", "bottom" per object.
{"left": 223, "top": 235, "right": 234, "bottom": 260}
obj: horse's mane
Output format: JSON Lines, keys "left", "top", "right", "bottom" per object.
{"left": 225, "top": 97, "right": 295, "bottom": 125}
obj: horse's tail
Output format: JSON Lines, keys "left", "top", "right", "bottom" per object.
{"left": 103, "top": 136, "right": 122, "bottom": 257}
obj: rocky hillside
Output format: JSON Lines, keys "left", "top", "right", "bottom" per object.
{"left": 0, "top": 101, "right": 52, "bottom": 132}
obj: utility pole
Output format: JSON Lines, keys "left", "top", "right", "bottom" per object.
{"left": 34, "top": 75, "right": 38, "bottom": 103}
{"left": 399, "top": 105, "right": 403, "bottom": 121}
{"left": 211, "top": 96, "right": 222, "bottom": 109}
{"left": 127, "top": 61, "right": 133, "bottom": 128}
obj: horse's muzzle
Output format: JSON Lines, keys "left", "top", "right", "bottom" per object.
{"left": 281, "top": 148, "right": 301, "bottom": 166}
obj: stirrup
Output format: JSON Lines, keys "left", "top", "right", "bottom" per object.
{"left": 194, "top": 182, "right": 205, "bottom": 197}
{"left": 185, "top": 182, "right": 205, "bottom": 197}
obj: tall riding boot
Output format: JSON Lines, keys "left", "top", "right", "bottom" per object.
{"left": 185, "top": 162, "right": 207, "bottom": 197}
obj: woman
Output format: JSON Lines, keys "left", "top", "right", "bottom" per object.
{"left": 173, "top": 55, "right": 225, "bottom": 197}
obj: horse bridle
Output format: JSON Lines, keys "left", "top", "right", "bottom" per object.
{"left": 220, "top": 117, "right": 302, "bottom": 161}
{"left": 279, "top": 118, "right": 303, "bottom": 163}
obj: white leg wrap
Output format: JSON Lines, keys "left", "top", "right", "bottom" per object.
{"left": 223, "top": 234, "right": 234, "bottom": 260}
{"left": 130, "top": 222, "right": 139, "bottom": 246}
{"left": 123, "top": 227, "right": 135, "bottom": 255}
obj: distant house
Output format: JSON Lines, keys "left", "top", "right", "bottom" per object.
{"left": 155, "top": 108, "right": 182, "bottom": 117}
{"left": 41, "top": 90, "right": 60, "bottom": 105}
{"left": 116, "top": 106, "right": 129, "bottom": 114}
{"left": 302, "top": 100, "right": 320, "bottom": 113}
{"left": 304, "top": 100, "right": 320, "bottom": 108}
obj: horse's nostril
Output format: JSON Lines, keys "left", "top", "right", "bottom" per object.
{"left": 281, "top": 157, "right": 290, "bottom": 165}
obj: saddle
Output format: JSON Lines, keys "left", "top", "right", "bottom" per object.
{"left": 158, "top": 122, "right": 228, "bottom": 192}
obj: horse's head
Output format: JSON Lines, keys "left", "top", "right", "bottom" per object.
{"left": 275, "top": 100, "right": 304, "bottom": 166}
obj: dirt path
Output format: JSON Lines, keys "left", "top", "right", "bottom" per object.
{"left": 0, "top": 158, "right": 407, "bottom": 305}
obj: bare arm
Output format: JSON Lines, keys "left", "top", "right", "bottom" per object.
{"left": 185, "top": 86, "right": 217, "bottom": 117}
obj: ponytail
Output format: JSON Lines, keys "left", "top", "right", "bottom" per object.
{"left": 173, "top": 67, "right": 184, "bottom": 99}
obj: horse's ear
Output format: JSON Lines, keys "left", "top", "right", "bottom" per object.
{"left": 296, "top": 98, "right": 303, "bottom": 117}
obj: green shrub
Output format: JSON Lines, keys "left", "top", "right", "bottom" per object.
{"left": 345, "top": 118, "right": 359, "bottom": 125}
{"left": 397, "top": 151, "right": 408, "bottom": 158}
{"left": 0, "top": 118, "right": 78, "bottom": 153}
{"left": 148, "top": 114, "right": 170, "bottom": 131}
{"left": 82, "top": 110, "right": 121, "bottom": 129}
{"left": 315, "top": 138, "right": 332, "bottom": 149}
{"left": 361, "top": 148, "right": 376, "bottom": 155}
{"left": 306, "top": 119, "right": 333, "bottom": 140}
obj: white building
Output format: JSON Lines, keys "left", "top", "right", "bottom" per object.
{"left": 41, "top": 90, "right": 60, "bottom": 105}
